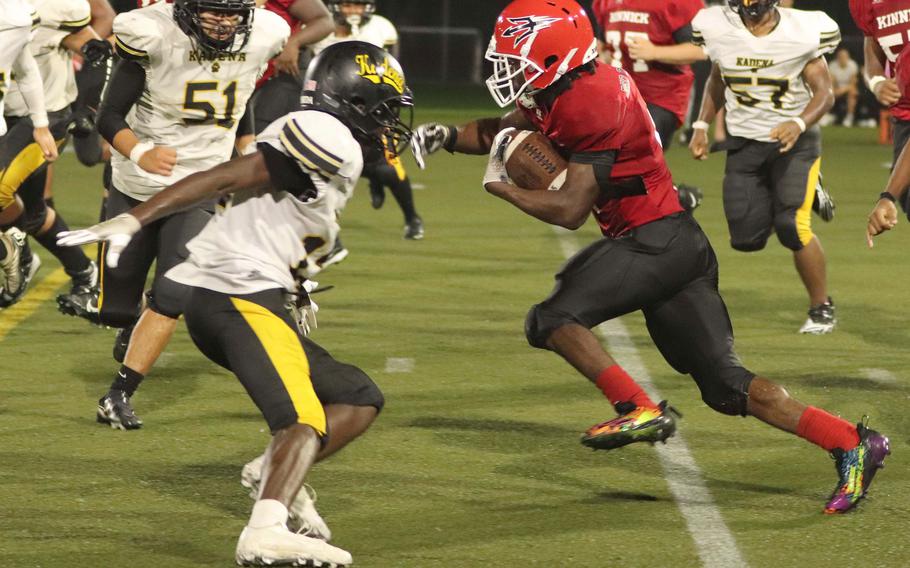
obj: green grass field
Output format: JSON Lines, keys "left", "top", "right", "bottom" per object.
{"left": 1, "top": 87, "right": 907, "bottom": 567}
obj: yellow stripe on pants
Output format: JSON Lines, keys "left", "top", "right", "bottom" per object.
{"left": 796, "top": 157, "right": 821, "bottom": 246}
{"left": 231, "top": 297, "right": 326, "bottom": 435}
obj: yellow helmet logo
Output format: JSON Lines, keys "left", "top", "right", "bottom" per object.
{"left": 355, "top": 53, "right": 405, "bottom": 94}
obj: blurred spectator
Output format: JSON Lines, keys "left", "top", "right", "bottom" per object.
{"left": 828, "top": 47, "right": 860, "bottom": 126}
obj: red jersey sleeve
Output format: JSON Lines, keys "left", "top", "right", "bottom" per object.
{"left": 849, "top": 0, "right": 875, "bottom": 36}
{"left": 665, "top": 0, "right": 704, "bottom": 34}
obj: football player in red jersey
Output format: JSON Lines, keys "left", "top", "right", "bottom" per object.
{"left": 592, "top": 0, "right": 704, "bottom": 213}
{"left": 850, "top": 0, "right": 910, "bottom": 211}
{"left": 412, "top": 0, "right": 890, "bottom": 514}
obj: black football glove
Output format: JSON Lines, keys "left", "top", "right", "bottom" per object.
{"left": 81, "top": 39, "right": 113, "bottom": 67}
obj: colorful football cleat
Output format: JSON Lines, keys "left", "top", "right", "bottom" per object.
{"left": 824, "top": 420, "right": 891, "bottom": 514}
{"left": 581, "top": 400, "right": 680, "bottom": 451}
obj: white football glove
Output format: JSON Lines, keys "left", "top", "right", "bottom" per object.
{"left": 410, "top": 123, "right": 452, "bottom": 170}
{"left": 56, "top": 213, "right": 141, "bottom": 268}
{"left": 483, "top": 127, "right": 516, "bottom": 188}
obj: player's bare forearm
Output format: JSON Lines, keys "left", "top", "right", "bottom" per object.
{"left": 485, "top": 162, "right": 600, "bottom": 229}
{"left": 130, "top": 153, "right": 272, "bottom": 226}
{"left": 61, "top": 25, "right": 102, "bottom": 53}
{"left": 287, "top": 0, "right": 333, "bottom": 46}
{"left": 800, "top": 57, "right": 834, "bottom": 127}
{"left": 645, "top": 43, "right": 707, "bottom": 65}
{"left": 863, "top": 36, "right": 886, "bottom": 80}
{"left": 697, "top": 63, "right": 725, "bottom": 122}
{"left": 454, "top": 110, "right": 535, "bottom": 154}
{"left": 87, "top": 0, "right": 115, "bottom": 38}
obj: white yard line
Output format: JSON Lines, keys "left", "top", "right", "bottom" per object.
{"left": 553, "top": 227, "right": 747, "bottom": 568}
{"left": 859, "top": 368, "right": 899, "bottom": 386}
{"left": 384, "top": 357, "right": 415, "bottom": 373}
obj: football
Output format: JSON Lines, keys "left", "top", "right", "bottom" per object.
{"left": 503, "top": 130, "right": 567, "bottom": 191}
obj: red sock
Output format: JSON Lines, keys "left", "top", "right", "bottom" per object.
{"left": 595, "top": 365, "right": 657, "bottom": 409}
{"left": 796, "top": 406, "right": 860, "bottom": 452}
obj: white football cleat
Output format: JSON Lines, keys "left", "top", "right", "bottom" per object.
{"left": 241, "top": 455, "right": 332, "bottom": 540}
{"left": 235, "top": 523, "right": 352, "bottom": 567}
{"left": 798, "top": 297, "right": 836, "bottom": 335}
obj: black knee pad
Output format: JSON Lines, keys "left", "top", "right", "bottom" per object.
{"left": 525, "top": 302, "right": 577, "bottom": 349}
{"left": 18, "top": 205, "right": 47, "bottom": 235}
{"left": 773, "top": 213, "right": 804, "bottom": 251}
{"left": 730, "top": 236, "right": 768, "bottom": 252}
{"left": 147, "top": 278, "right": 190, "bottom": 319}
{"left": 99, "top": 303, "right": 140, "bottom": 329}
{"left": 692, "top": 365, "right": 755, "bottom": 416}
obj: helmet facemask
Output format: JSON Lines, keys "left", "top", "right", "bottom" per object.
{"left": 174, "top": 0, "right": 254, "bottom": 56}
{"left": 729, "top": 0, "right": 779, "bottom": 19}
{"left": 328, "top": 0, "right": 376, "bottom": 29}
{"left": 346, "top": 93, "right": 414, "bottom": 156}
{"left": 485, "top": 39, "right": 545, "bottom": 108}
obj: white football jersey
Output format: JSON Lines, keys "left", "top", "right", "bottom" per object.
{"left": 692, "top": 6, "right": 840, "bottom": 142}
{"left": 165, "top": 110, "right": 363, "bottom": 295}
{"left": 110, "top": 2, "right": 289, "bottom": 201}
{"left": 312, "top": 14, "right": 397, "bottom": 54}
{"left": 4, "top": 0, "right": 90, "bottom": 116}
{"left": 0, "top": 0, "right": 35, "bottom": 134}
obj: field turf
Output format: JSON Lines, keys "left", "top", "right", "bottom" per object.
{"left": 0, "top": 86, "right": 906, "bottom": 566}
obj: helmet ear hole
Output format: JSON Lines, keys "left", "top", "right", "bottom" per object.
{"left": 544, "top": 55, "right": 558, "bottom": 69}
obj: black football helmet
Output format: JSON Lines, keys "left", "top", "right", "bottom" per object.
{"left": 302, "top": 41, "right": 413, "bottom": 155}
{"left": 326, "top": 0, "right": 376, "bottom": 29}
{"left": 728, "top": 0, "right": 779, "bottom": 19}
{"left": 173, "top": 0, "right": 255, "bottom": 55}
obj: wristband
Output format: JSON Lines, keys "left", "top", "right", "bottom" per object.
{"left": 868, "top": 75, "right": 887, "bottom": 93}
{"left": 792, "top": 117, "right": 807, "bottom": 133}
{"left": 129, "top": 141, "right": 154, "bottom": 164}
{"left": 692, "top": 120, "right": 710, "bottom": 131}
{"left": 879, "top": 191, "right": 897, "bottom": 203}
{"left": 443, "top": 125, "right": 458, "bottom": 153}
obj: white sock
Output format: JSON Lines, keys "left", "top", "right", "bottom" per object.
{"left": 248, "top": 499, "right": 289, "bottom": 528}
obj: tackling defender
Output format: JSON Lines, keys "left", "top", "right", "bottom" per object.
{"left": 80, "top": 0, "right": 289, "bottom": 430}
{"left": 59, "top": 40, "right": 409, "bottom": 566}
{"left": 413, "top": 0, "right": 890, "bottom": 514}
{"left": 689, "top": 0, "right": 840, "bottom": 334}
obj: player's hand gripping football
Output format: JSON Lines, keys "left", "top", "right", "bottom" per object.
{"left": 57, "top": 213, "right": 142, "bottom": 268}
{"left": 866, "top": 197, "right": 899, "bottom": 248}
{"left": 410, "top": 123, "right": 452, "bottom": 169}
{"left": 483, "top": 127, "right": 515, "bottom": 190}
{"left": 689, "top": 128, "right": 709, "bottom": 160}
{"left": 769, "top": 120, "right": 802, "bottom": 153}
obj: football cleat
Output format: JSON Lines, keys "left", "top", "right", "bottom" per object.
{"left": 113, "top": 325, "right": 134, "bottom": 364}
{"left": 676, "top": 184, "right": 703, "bottom": 214}
{"left": 0, "top": 228, "right": 40, "bottom": 308}
{"left": 318, "top": 238, "right": 348, "bottom": 269}
{"left": 824, "top": 420, "right": 891, "bottom": 514}
{"left": 56, "top": 261, "right": 101, "bottom": 324}
{"left": 403, "top": 216, "right": 424, "bottom": 240}
{"left": 97, "top": 390, "right": 143, "bottom": 430}
{"left": 241, "top": 455, "right": 332, "bottom": 540}
{"left": 235, "top": 523, "right": 351, "bottom": 567}
{"left": 581, "top": 400, "right": 680, "bottom": 451}
{"left": 799, "top": 297, "right": 836, "bottom": 335}
{"left": 812, "top": 174, "right": 835, "bottom": 222}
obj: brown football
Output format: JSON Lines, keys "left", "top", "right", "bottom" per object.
{"left": 504, "top": 130, "right": 567, "bottom": 191}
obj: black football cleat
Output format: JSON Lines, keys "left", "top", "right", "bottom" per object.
{"left": 97, "top": 390, "right": 143, "bottom": 430}
{"left": 404, "top": 216, "right": 424, "bottom": 240}
{"left": 57, "top": 261, "right": 101, "bottom": 324}
{"left": 0, "top": 228, "right": 41, "bottom": 308}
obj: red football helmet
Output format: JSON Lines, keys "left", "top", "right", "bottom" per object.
{"left": 486, "top": 0, "right": 598, "bottom": 107}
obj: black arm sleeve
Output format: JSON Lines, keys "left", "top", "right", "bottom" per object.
{"left": 672, "top": 23, "right": 694, "bottom": 45}
{"left": 258, "top": 143, "right": 318, "bottom": 199}
{"left": 236, "top": 97, "right": 255, "bottom": 139}
{"left": 570, "top": 149, "right": 646, "bottom": 198}
{"left": 96, "top": 59, "right": 146, "bottom": 144}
